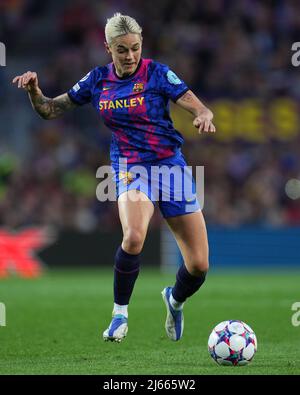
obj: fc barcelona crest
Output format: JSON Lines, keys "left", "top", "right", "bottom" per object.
{"left": 119, "top": 171, "right": 135, "bottom": 186}
{"left": 133, "top": 82, "right": 144, "bottom": 92}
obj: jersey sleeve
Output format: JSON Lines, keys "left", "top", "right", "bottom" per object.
{"left": 155, "top": 63, "right": 189, "bottom": 102}
{"left": 67, "top": 69, "right": 97, "bottom": 106}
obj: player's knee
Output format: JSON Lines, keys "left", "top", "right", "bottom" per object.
{"left": 122, "top": 228, "right": 145, "bottom": 254}
{"left": 189, "top": 255, "right": 209, "bottom": 276}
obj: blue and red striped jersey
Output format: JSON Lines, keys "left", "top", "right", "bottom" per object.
{"left": 68, "top": 58, "right": 189, "bottom": 163}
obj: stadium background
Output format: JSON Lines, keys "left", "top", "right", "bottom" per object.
{"left": 1, "top": 0, "right": 300, "bottom": 267}
{"left": 0, "top": 0, "right": 300, "bottom": 375}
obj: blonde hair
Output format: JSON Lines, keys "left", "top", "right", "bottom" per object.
{"left": 105, "top": 12, "right": 142, "bottom": 45}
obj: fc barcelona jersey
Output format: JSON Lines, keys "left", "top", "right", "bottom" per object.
{"left": 68, "top": 58, "right": 189, "bottom": 164}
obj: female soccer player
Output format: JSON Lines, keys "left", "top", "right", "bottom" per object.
{"left": 13, "top": 13, "right": 216, "bottom": 342}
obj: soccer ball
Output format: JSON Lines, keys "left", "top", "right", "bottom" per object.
{"left": 208, "top": 320, "right": 257, "bottom": 366}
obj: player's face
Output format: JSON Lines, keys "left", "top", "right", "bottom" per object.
{"left": 107, "top": 34, "right": 142, "bottom": 77}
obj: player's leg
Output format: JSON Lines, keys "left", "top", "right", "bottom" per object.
{"left": 103, "top": 189, "right": 154, "bottom": 342}
{"left": 162, "top": 210, "right": 209, "bottom": 341}
{"left": 166, "top": 209, "right": 209, "bottom": 276}
{"left": 114, "top": 189, "right": 154, "bottom": 316}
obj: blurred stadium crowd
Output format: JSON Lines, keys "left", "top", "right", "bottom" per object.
{"left": 1, "top": 0, "right": 300, "bottom": 231}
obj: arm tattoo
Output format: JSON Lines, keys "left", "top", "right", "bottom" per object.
{"left": 179, "top": 91, "right": 194, "bottom": 103}
{"left": 176, "top": 90, "right": 211, "bottom": 118}
{"left": 29, "top": 92, "right": 77, "bottom": 119}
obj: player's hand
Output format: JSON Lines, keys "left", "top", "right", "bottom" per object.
{"left": 12, "top": 71, "right": 40, "bottom": 93}
{"left": 193, "top": 109, "right": 216, "bottom": 134}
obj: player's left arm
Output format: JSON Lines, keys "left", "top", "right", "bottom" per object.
{"left": 176, "top": 90, "right": 216, "bottom": 134}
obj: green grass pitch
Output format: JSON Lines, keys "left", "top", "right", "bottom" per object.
{"left": 0, "top": 268, "right": 300, "bottom": 375}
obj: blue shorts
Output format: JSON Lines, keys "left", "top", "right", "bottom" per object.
{"left": 112, "top": 150, "right": 201, "bottom": 218}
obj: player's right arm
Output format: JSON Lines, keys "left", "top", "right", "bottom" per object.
{"left": 12, "top": 71, "right": 77, "bottom": 120}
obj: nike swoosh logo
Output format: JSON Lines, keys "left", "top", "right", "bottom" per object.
{"left": 103, "top": 87, "right": 112, "bottom": 91}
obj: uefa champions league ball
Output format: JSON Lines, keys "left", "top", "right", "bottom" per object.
{"left": 208, "top": 320, "right": 257, "bottom": 366}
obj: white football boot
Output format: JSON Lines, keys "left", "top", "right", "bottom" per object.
{"left": 161, "top": 287, "right": 184, "bottom": 341}
{"left": 103, "top": 314, "right": 128, "bottom": 343}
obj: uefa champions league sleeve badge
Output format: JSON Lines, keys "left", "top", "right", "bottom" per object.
{"left": 167, "top": 70, "right": 182, "bottom": 85}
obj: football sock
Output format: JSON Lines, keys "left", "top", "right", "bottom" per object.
{"left": 113, "top": 303, "right": 128, "bottom": 318}
{"left": 114, "top": 246, "right": 140, "bottom": 306}
{"left": 172, "top": 264, "right": 207, "bottom": 303}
